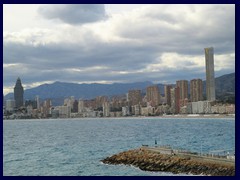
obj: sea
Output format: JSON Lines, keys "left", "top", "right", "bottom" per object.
{"left": 3, "top": 117, "right": 235, "bottom": 176}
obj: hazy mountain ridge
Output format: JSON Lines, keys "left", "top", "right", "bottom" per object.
{"left": 5, "top": 73, "right": 235, "bottom": 105}
{"left": 5, "top": 81, "right": 153, "bottom": 100}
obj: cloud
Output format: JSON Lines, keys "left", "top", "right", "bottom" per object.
{"left": 38, "top": 4, "right": 107, "bottom": 25}
{"left": 119, "top": 5, "right": 234, "bottom": 53}
{"left": 3, "top": 4, "right": 235, "bottom": 95}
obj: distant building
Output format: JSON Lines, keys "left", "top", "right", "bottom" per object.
{"left": 203, "top": 101, "right": 212, "bottom": 114}
{"left": 57, "top": 106, "right": 71, "bottom": 118}
{"left": 122, "top": 106, "right": 130, "bottom": 116}
{"left": 131, "top": 104, "right": 141, "bottom": 115}
{"left": 205, "top": 47, "right": 216, "bottom": 101}
{"left": 164, "top": 85, "right": 172, "bottom": 106}
{"left": 156, "top": 104, "right": 170, "bottom": 115}
{"left": 78, "top": 99, "right": 85, "bottom": 113}
{"left": 26, "top": 105, "right": 33, "bottom": 116}
{"left": 95, "top": 96, "right": 108, "bottom": 109}
{"left": 191, "top": 102, "right": 199, "bottom": 114}
{"left": 179, "top": 98, "right": 188, "bottom": 109}
{"left": 6, "top": 99, "right": 15, "bottom": 112}
{"left": 180, "top": 106, "right": 187, "bottom": 114}
{"left": 141, "top": 106, "right": 155, "bottom": 116}
{"left": 128, "top": 89, "right": 142, "bottom": 106}
{"left": 176, "top": 80, "right": 188, "bottom": 100}
{"left": 72, "top": 100, "right": 78, "bottom": 113}
{"left": 192, "top": 101, "right": 211, "bottom": 114}
{"left": 190, "top": 79, "right": 203, "bottom": 102}
{"left": 146, "top": 85, "right": 160, "bottom": 107}
{"left": 218, "top": 105, "right": 226, "bottom": 114}
{"left": 226, "top": 104, "right": 235, "bottom": 114}
{"left": 170, "top": 87, "right": 180, "bottom": 114}
{"left": 64, "top": 96, "right": 75, "bottom": 111}
{"left": 186, "top": 103, "right": 192, "bottom": 114}
{"left": 25, "top": 100, "right": 37, "bottom": 109}
{"left": 211, "top": 105, "right": 219, "bottom": 114}
{"left": 51, "top": 108, "right": 60, "bottom": 118}
{"left": 103, "top": 102, "right": 110, "bottom": 117}
{"left": 42, "top": 99, "right": 52, "bottom": 118}
{"left": 14, "top": 77, "right": 24, "bottom": 108}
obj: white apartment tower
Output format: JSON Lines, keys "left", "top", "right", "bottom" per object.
{"left": 204, "top": 47, "right": 216, "bottom": 101}
{"left": 78, "top": 99, "right": 85, "bottom": 113}
{"left": 103, "top": 102, "right": 110, "bottom": 117}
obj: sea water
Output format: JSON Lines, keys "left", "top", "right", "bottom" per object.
{"left": 3, "top": 117, "right": 235, "bottom": 176}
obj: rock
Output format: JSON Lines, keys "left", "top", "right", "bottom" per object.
{"left": 101, "top": 148, "right": 235, "bottom": 176}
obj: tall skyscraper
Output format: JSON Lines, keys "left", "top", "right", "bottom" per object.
{"left": 146, "top": 85, "right": 160, "bottom": 107}
{"left": 128, "top": 89, "right": 142, "bottom": 106}
{"left": 14, "top": 77, "right": 24, "bottom": 108}
{"left": 170, "top": 87, "right": 180, "bottom": 114}
{"left": 176, "top": 80, "right": 188, "bottom": 100}
{"left": 205, "top": 47, "right": 216, "bottom": 101}
{"left": 164, "top": 85, "right": 172, "bottom": 106}
{"left": 190, "top": 79, "right": 203, "bottom": 102}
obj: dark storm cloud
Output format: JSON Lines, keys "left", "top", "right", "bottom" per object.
{"left": 3, "top": 39, "right": 156, "bottom": 72}
{"left": 3, "top": 41, "right": 152, "bottom": 85}
{"left": 38, "top": 4, "right": 107, "bottom": 25}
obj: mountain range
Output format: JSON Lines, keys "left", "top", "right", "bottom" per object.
{"left": 5, "top": 73, "right": 235, "bottom": 106}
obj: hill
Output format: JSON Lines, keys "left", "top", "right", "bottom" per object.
{"left": 5, "top": 73, "right": 235, "bottom": 105}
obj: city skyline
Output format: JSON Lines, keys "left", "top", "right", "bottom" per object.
{"left": 3, "top": 4, "right": 235, "bottom": 95}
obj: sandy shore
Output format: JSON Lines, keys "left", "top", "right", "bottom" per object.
{"left": 100, "top": 114, "right": 235, "bottom": 120}
{"left": 4, "top": 114, "right": 235, "bottom": 121}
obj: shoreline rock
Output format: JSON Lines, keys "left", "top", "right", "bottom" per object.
{"left": 101, "top": 148, "right": 235, "bottom": 176}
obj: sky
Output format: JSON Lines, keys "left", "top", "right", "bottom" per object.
{"left": 3, "top": 4, "right": 235, "bottom": 95}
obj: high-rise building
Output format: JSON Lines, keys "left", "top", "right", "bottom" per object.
{"left": 72, "top": 100, "right": 79, "bottom": 113}
{"left": 170, "top": 87, "right": 180, "bottom": 114}
{"left": 190, "top": 79, "right": 203, "bottom": 102}
{"left": 42, "top": 99, "right": 52, "bottom": 118}
{"left": 128, "top": 89, "right": 142, "bottom": 106}
{"left": 176, "top": 80, "right": 188, "bottom": 100}
{"left": 164, "top": 85, "right": 172, "bottom": 106}
{"left": 14, "top": 77, "right": 24, "bottom": 108}
{"left": 103, "top": 101, "right": 110, "bottom": 117}
{"left": 78, "top": 99, "right": 85, "bottom": 113}
{"left": 146, "top": 85, "right": 160, "bottom": 107}
{"left": 204, "top": 47, "right": 216, "bottom": 101}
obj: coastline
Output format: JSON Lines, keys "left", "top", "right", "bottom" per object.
{"left": 3, "top": 114, "right": 235, "bottom": 121}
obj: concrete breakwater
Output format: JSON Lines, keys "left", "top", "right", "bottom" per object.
{"left": 101, "top": 148, "right": 235, "bottom": 176}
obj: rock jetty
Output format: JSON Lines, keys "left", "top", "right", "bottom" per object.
{"left": 101, "top": 148, "right": 235, "bottom": 176}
